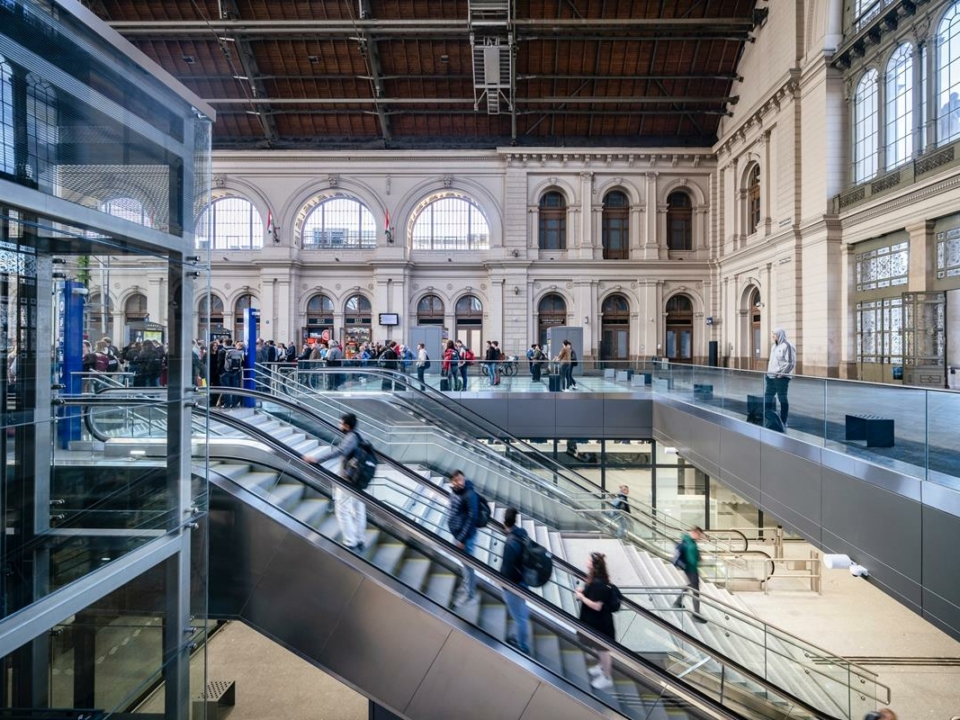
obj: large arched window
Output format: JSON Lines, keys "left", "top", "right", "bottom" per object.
{"left": 344, "top": 294, "right": 372, "bottom": 348}
{"left": 938, "top": 4, "right": 960, "bottom": 146}
{"left": 665, "top": 294, "right": 694, "bottom": 363}
{"left": 302, "top": 196, "right": 376, "bottom": 249}
{"left": 410, "top": 194, "right": 489, "bottom": 251}
{"left": 305, "top": 293, "right": 334, "bottom": 341}
{"left": 602, "top": 191, "right": 629, "bottom": 260}
{"left": 198, "top": 294, "right": 225, "bottom": 341}
{"left": 886, "top": 44, "right": 914, "bottom": 169}
{"left": 854, "top": 70, "right": 879, "bottom": 182}
{"left": 455, "top": 295, "right": 483, "bottom": 350}
{"left": 233, "top": 294, "right": 258, "bottom": 341}
{"left": 0, "top": 55, "right": 12, "bottom": 176}
{"left": 746, "top": 165, "right": 761, "bottom": 235}
{"left": 538, "top": 191, "right": 567, "bottom": 250}
{"left": 666, "top": 191, "right": 693, "bottom": 251}
{"left": 417, "top": 294, "right": 445, "bottom": 326}
{"left": 196, "top": 196, "right": 263, "bottom": 250}
{"left": 103, "top": 198, "right": 154, "bottom": 228}
{"left": 537, "top": 293, "right": 567, "bottom": 348}
{"left": 600, "top": 294, "right": 630, "bottom": 363}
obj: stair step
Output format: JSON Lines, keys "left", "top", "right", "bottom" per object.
{"left": 235, "top": 470, "right": 280, "bottom": 494}
{"left": 479, "top": 601, "right": 507, "bottom": 642}
{"left": 371, "top": 543, "right": 406, "bottom": 576}
{"left": 269, "top": 483, "right": 305, "bottom": 512}
{"left": 533, "top": 632, "right": 564, "bottom": 675}
{"left": 290, "top": 498, "right": 330, "bottom": 528}
{"left": 397, "top": 556, "right": 432, "bottom": 592}
{"left": 424, "top": 571, "right": 458, "bottom": 608}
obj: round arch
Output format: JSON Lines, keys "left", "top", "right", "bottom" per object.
{"left": 407, "top": 192, "right": 491, "bottom": 251}
{"left": 600, "top": 292, "right": 631, "bottom": 364}
{"left": 594, "top": 178, "right": 641, "bottom": 206}
{"left": 535, "top": 291, "right": 570, "bottom": 349}
{"left": 527, "top": 177, "right": 579, "bottom": 206}
{"left": 281, "top": 177, "right": 387, "bottom": 244}
{"left": 294, "top": 191, "right": 378, "bottom": 249}
{"left": 657, "top": 177, "right": 707, "bottom": 207}
{"left": 395, "top": 177, "right": 503, "bottom": 249}
{"left": 202, "top": 178, "right": 271, "bottom": 237}
{"left": 342, "top": 293, "right": 373, "bottom": 351}
{"left": 664, "top": 292, "right": 697, "bottom": 364}
{"left": 416, "top": 293, "right": 445, "bottom": 326}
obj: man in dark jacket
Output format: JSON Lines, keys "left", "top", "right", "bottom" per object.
{"left": 379, "top": 340, "right": 399, "bottom": 392}
{"left": 673, "top": 526, "right": 707, "bottom": 622}
{"left": 446, "top": 470, "right": 479, "bottom": 607}
{"left": 501, "top": 507, "right": 531, "bottom": 653}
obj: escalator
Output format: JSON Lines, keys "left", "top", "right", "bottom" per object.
{"left": 76, "top": 390, "right": 843, "bottom": 720}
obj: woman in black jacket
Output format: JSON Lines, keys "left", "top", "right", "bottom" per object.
{"left": 575, "top": 551, "right": 617, "bottom": 690}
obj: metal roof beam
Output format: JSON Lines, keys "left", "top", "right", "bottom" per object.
{"left": 203, "top": 96, "right": 738, "bottom": 105}
{"left": 214, "top": 108, "right": 730, "bottom": 117}
{"left": 356, "top": 0, "right": 391, "bottom": 141}
{"left": 216, "top": 0, "right": 278, "bottom": 144}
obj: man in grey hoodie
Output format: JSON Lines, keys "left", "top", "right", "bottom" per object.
{"left": 765, "top": 328, "right": 797, "bottom": 429}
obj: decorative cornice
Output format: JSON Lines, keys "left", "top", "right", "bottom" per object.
{"left": 715, "top": 70, "right": 800, "bottom": 157}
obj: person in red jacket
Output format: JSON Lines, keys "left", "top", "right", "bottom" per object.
{"left": 441, "top": 339, "right": 461, "bottom": 390}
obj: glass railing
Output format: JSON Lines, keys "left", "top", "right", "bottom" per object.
{"left": 202, "top": 406, "right": 828, "bottom": 720}
{"left": 80, "top": 388, "right": 884, "bottom": 719}
{"left": 259, "top": 358, "right": 960, "bottom": 490}
{"left": 249, "top": 364, "right": 748, "bottom": 570}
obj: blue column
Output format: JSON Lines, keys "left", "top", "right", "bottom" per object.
{"left": 56, "top": 280, "right": 85, "bottom": 448}
{"left": 242, "top": 307, "right": 259, "bottom": 407}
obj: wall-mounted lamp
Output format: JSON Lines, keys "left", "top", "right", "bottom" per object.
{"left": 513, "top": 286, "right": 521, "bottom": 295}
{"left": 385, "top": 228, "right": 394, "bottom": 244}
{"left": 583, "top": 316, "right": 589, "bottom": 325}
{"left": 511, "top": 249, "right": 520, "bottom": 258}
{"left": 272, "top": 226, "right": 281, "bottom": 244}
{"left": 755, "top": 301, "right": 765, "bottom": 308}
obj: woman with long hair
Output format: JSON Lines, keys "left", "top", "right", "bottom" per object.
{"left": 575, "top": 551, "right": 617, "bottom": 690}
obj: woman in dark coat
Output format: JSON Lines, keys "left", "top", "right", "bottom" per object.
{"left": 575, "top": 551, "right": 617, "bottom": 690}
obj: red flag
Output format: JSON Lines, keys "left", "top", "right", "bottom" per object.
{"left": 266, "top": 210, "right": 274, "bottom": 235}
{"left": 384, "top": 208, "right": 390, "bottom": 230}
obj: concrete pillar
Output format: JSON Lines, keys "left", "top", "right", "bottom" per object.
{"left": 906, "top": 219, "right": 936, "bottom": 292}
{"left": 643, "top": 172, "right": 659, "bottom": 259}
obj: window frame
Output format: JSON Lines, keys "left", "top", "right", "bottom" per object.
{"left": 746, "top": 164, "right": 761, "bottom": 236}
{"left": 196, "top": 195, "right": 263, "bottom": 251}
{"left": 601, "top": 190, "right": 629, "bottom": 260}
{"left": 885, "top": 43, "right": 914, "bottom": 170}
{"left": 854, "top": 69, "right": 880, "bottom": 183}
{"left": 409, "top": 193, "right": 490, "bottom": 251}
{"left": 538, "top": 191, "right": 567, "bottom": 251}
{"left": 302, "top": 195, "right": 377, "bottom": 250}
{"left": 666, "top": 191, "right": 693, "bottom": 251}
{"left": 938, "top": 2, "right": 960, "bottom": 147}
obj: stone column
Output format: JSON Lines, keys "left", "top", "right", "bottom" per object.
{"left": 906, "top": 219, "right": 936, "bottom": 291}
{"left": 643, "top": 172, "right": 660, "bottom": 260}
{"left": 760, "top": 131, "right": 772, "bottom": 235}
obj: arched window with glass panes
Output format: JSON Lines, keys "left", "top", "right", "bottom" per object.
{"left": 196, "top": 196, "right": 263, "bottom": 250}
{"left": 198, "top": 295, "right": 225, "bottom": 341}
{"left": 854, "top": 69, "right": 880, "bottom": 182}
{"left": 26, "top": 74, "right": 57, "bottom": 192}
{"left": 305, "top": 294, "right": 334, "bottom": 340}
{"left": 410, "top": 194, "right": 490, "bottom": 251}
{"left": 538, "top": 191, "right": 567, "bottom": 250}
{"left": 0, "top": 55, "right": 13, "bottom": 176}
{"left": 886, "top": 44, "right": 914, "bottom": 169}
{"left": 746, "top": 164, "right": 761, "bottom": 236}
{"left": 666, "top": 191, "right": 693, "bottom": 251}
{"left": 302, "top": 196, "right": 376, "bottom": 249}
{"left": 939, "top": 3, "right": 960, "bottom": 146}
{"left": 417, "top": 294, "right": 445, "bottom": 326}
{"left": 233, "top": 294, "right": 257, "bottom": 340}
{"left": 602, "top": 191, "right": 629, "bottom": 259}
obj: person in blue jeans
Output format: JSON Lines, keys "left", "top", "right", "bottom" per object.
{"left": 500, "top": 507, "right": 531, "bottom": 654}
{"left": 484, "top": 340, "right": 499, "bottom": 385}
{"left": 447, "top": 470, "right": 480, "bottom": 607}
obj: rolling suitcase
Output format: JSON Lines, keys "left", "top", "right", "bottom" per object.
{"left": 440, "top": 378, "right": 451, "bottom": 392}
{"left": 763, "top": 409, "right": 785, "bottom": 433}
{"left": 548, "top": 374, "right": 562, "bottom": 392}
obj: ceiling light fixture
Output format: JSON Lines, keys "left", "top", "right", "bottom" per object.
{"left": 182, "top": 55, "right": 195, "bottom": 64}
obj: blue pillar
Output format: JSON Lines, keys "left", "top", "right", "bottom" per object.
{"left": 242, "top": 307, "right": 259, "bottom": 407}
{"left": 56, "top": 280, "right": 85, "bottom": 448}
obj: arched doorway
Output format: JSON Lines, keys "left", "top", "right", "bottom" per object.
{"left": 600, "top": 294, "right": 630, "bottom": 366}
{"left": 198, "top": 294, "right": 225, "bottom": 342}
{"left": 233, "top": 294, "right": 258, "bottom": 342}
{"left": 124, "top": 293, "right": 148, "bottom": 342}
{"left": 749, "top": 288, "right": 763, "bottom": 370}
{"left": 343, "top": 294, "right": 372, "bottom": 351}
{"left": 417, "top": 294, "right": 445, "bottom": 326}
{"left": 455, "top": 295, "right": 483, "bottom": 351}
{"left": 537, "top": 293, "right": 567, "bottom": 350}
{"left": 305, "top": 293, "right": 334, "bottom": 342}
{"left": 665, "top": 294, "right": 694, "bottom": 363}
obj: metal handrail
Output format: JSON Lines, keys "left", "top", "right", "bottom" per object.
{"left": 70, "top": 387, "right": 890, "bottom": 707}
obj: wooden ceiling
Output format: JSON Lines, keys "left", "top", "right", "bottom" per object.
{"left": 83, "top": 0, "right": 763, "bottom": 149}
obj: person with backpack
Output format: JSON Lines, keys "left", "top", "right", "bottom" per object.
{"left": 446, "top": 470, "right": 480, "bottom": 607}
{"left": 459, "top": 343, "right": 474, "bottom": 391}
{"left": 303, "top": 413, "right": 369, "bottom": 551}
{"left": 416, "top": 342, "right": 430, "bottom": 389}
{"left": 575, "top": 551, "right": 619, "bottom": 690}
{"left": 483, "top": 340, "right": 498, "bottom": 386}
{"left": 221, "top": 340, "right": 245, "bottom": 407}
{"left": 500, "top": 507, "right": 532, "bottom": 654}
{"left": 673, "top": 526, "right": 707, "bottom": 623}
{"left": 568, "top": 346, "right": 580, "bottom": 390}
{"left": 379, "top": 340, "right": 399, "bottom": 392}
{"left": 530, "top": 343, "right": 546, "bottom": 383}
{"left": 441, "top": 340, "right": 461, "bottom": 391}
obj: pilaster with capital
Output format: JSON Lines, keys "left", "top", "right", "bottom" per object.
{"left": 643, "top": 172, "right": 660, "bottom": 259}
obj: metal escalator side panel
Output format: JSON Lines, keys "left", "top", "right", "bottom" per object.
{"left": 208, "top": 479, "right": 624, "bottom": 720}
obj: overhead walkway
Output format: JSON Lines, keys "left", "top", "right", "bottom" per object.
{"left": 73, "top": 387, "right": 888, "bottom": 718}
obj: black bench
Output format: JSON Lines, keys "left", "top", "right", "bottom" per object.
{"left": 746, "top": 394, "right": 764, "bottom": 425}
{"left": 845, "top": 414, "right": 895, "bottom": 448}
{"left": 193, "top": 680, "right": 236, "bottom": 720}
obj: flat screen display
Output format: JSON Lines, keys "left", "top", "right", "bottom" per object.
{"left": 379, "top": 313, "right": 400, "bottom": 326}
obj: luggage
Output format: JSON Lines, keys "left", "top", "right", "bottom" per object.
{"left": 763, "top": 409, "right": 785, "bottom": 433}
{"left": 548, "top": 374, "right": 562, "bottom": 392}
{"left": 440, "top": 378, "right": 451, "bottom": 392}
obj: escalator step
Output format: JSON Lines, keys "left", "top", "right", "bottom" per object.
{"left": 371, "top": 543, "right": 406, "bottom": 576}
{"left": 317, "top": 513, "right": 341, "bottom": 539}
{"left": 455, "top": 590, "right": 483, "bottom": 625}
{"left": 636, "top": 695, "right": 671, "bottom": 720}
{"left": 234, "top": 471, "right": 280, "bottom": 494}
{"left": 397, "top": 557, "right": 432, "bottom": 592}
{"left": 210, "top": 463, "right": 252, "bottom": 480}
{"left": 558, "top": 643, "right": 591, "bottom": 688}
{"left": 479, "top": 602, "right": 507, "bottom": 642}
{"left": 270, "top": 483, "right": 305, "bottom": 512}
{"left": 424, "top": 571, "right": 458, "bottom": 608}
{"left": 290, "top": 498, "right": 330, "bottom": 528}
{"left": 612, "top": 677, "right": 643, "bottom": 715}
{"left": 533, "top": 632, "right": 563, "bottom": 674}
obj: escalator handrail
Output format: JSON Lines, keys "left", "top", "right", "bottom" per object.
{"left": 71, "top": 387, "right": 886, "bottom": 701}
{"left": 253, "top": 364, "right": 738, "bottom": 557}
{"left": 203, "top": 409, "right": 814, "bottom": 720}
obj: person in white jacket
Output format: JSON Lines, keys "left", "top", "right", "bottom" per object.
{"left": 765, "top": 328, "right": 797, "bottom": 429}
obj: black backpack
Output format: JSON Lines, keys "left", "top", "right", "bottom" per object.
{"left": 226, "top": 349, "right": 244, "bottom": 373}
{"left": 606, "top": 583, "right": 623, "bottom": 613}
{"left": 473, "top": 490, "right": 491, "bottom": 528}
{"left": 521, "top": 537, "right": 553, "bottom": 587}
{"left": 423, "top": 354, "right": 431, "bottom": 370}
{"left": 345, "top": 434, "right": 377, "bottom": 490}
{"left": 571, "top": 349, "right": 579, "bottom": 368}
